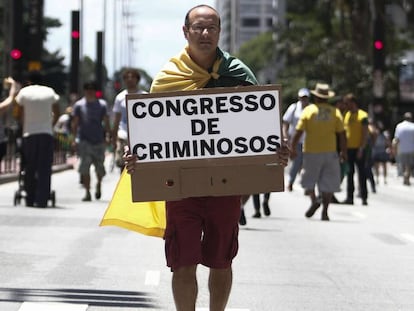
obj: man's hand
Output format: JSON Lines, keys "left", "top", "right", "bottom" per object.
{"left": 276, "top": 139, "right": 290, "bottom": 167}
{"left": 123, "top": 146, "right": 137, "bottom": 174}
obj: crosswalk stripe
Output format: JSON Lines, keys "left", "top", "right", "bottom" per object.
{"left": 18, "top": 302, "right": 88, "bottom": 311}
{"left": 145, "top": 270, "right": 160, "bottom": 286}
{"left": 400, "top": 233, "right": 414, "bottom": 243}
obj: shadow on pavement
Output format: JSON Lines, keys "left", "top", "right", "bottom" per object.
{"left": 0, "top": 287, "right": 159, "bottom": 308}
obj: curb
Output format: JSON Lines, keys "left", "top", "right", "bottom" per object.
{"left": 0, "top": 164, "right": 74, "bottom": 185}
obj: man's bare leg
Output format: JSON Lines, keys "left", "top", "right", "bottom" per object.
{"left": 172, "top": 265, "right": 198, "bottom": 311}
{"left": 209, "top": 267, "right": 232, "bottom": 311}
{"left": 81, "top": 174, "right": 91, "bottom": 201}
{"left": 321, "top": 192, "right": 332, "bottom": 221}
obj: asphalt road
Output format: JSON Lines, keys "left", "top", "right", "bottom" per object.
{"left": 0, "top": 159, "right": 413, "bottom": 311}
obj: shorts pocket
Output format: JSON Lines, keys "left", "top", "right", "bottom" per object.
{"left": 228, "top": 225, "right": 239, "bottom": 261}
{"left": 164, "top": 225, "right": 178, "bottom": 268}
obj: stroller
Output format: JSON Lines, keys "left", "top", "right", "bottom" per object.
{"left": 13, "top": 144, "right": 56, "bottom": 207}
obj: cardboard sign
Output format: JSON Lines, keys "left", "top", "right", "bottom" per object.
{"left": 127, "top": 84, "right": 284, "bottom": 202}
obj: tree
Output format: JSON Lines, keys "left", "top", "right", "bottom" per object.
{"left": 237, "top": 0, "right": 414, "bottom": 118}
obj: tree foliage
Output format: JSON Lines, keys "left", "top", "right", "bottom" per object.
{"left": 237, "top": 0, "right": 414, "bottom": 117}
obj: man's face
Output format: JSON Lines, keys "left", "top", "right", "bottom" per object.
{"left": 84, "top": 88, "right": 96, "bottom": 98}
{"left": 124, "top": 73, "right": 138, "bottom": 89}
{"left": 345, "top": 99, "right": 357, "bottom": 112}
{"left": 299, "top": 96, "right": 309, "bottom": 105}
{"left": 183, "top": 6, "right": 220, "bottom": 56}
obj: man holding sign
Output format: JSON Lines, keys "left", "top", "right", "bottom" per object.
{"left": 124, "top": 5, "right": 289, "bottom": 311}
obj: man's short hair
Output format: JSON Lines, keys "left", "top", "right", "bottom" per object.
{"left": 26, "top": 70, "right": 43, "bottom": 85}
{"left": 122, "top": 68, "right": 141, "bottom": 81}
{"left": 344, "top": 93, "right": 358, "bottom": 105}
{"left": 83, "top": 81, "right": 98, "bottom": 90}
{"left": 184, "top": 4, "right": 221, "bottom": 27}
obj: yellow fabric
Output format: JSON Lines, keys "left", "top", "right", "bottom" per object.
{"left": 100, "top": 170, "right": 166, "bottom": 238}
{"left": 296, "top": 103, "right": 344, "bottom": 153}
{"left": 150, "top": 46, "right": 222, "bottom": 93}
{"left": 343, "top": 109, "right": 368, "bottom": 148}
{"left": 101, "top": 45, "right": 256, "bottom": 238}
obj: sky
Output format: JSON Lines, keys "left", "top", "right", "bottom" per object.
{"left": 44, "top": 0, "right": 215, "bottom": 78}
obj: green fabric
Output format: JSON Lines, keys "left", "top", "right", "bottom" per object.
{"left": 205, "top": 48, "right": 258, "bottom": 87}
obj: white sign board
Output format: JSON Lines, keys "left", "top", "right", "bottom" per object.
{"left": 127, "top": 85, "right": 282, "bottom": 163}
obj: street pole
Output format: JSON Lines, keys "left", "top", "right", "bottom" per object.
{"left": 372, "top": 0, "right": 385, "bottom": 124}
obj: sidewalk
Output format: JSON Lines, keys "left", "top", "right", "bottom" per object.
{"left": 0, "top": 156, "right": 76, "bottom": 185}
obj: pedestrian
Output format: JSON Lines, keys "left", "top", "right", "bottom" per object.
{"left": 365, "top": 119, "right": 377, "bottom": 193}
{"left": 371, "top": 121, "right": 391, "bottom": 185}
{"left": 112, "top": 68, "right": 146, "bottom": 173}
{"left": 291, "top": 83, "right": 347, "bottom": 221}
{"left": 123, "top": 5, "right": 289, "bottom": 310}
{"left": 282, "top": 87, "right": 310, "bottom": 191}
{"left": 71, "top": 81, "right": 111, "bottom": 201}
{"left": 14, "top": 71, "right": 60, "bottom": 207}
{"left": 341, "top": 93, "right": 370, "bottom": 205}
{"left": 0, "top": 77, "right": 19, "bottom": 173}
{"left": 330, "top": 95, "right": 348, "bottom": 204}
{"left": 251, "top": 193, "right": 271, "bottom": 218}
{"left": 392, "top": 112, "right": 414, "bottom": 186}
{"left": 54, "top": 106, "right": 74, "bottom": 161}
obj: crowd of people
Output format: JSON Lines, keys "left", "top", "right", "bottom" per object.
{"left": 241, "top": 83, "right": 413, "bottom": 224}
{"left": 0, "top": 66, "right": 147, "bottom": 205}
{"left": 273, "top": 85, "right": 413, "bottom": 222}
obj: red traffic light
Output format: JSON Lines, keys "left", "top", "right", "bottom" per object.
{"left": 71, "top": 30, "right": 80, "bottom": 39}
{"left": 95, "top": 90, "right": 103, "bottom": 98}
{"left": 374, "top": 40, "right": 384, "bottom": 50}
{"left": 10, "top": 49, "right": 22, "bottom": 60}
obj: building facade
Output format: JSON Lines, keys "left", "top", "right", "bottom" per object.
{"left": 215, "top": 0, "right": 285, "bottom": 82}
{"left": 216, "top": 0, "right": 285, "bottom": 53}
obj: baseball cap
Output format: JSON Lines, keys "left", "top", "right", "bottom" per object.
{"left": 298, "top": 88, "right": 310, "bottom": 97}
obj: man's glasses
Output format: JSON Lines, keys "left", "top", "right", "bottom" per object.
{"left": 189, "top": 24, "right": 220, "bottom": 34}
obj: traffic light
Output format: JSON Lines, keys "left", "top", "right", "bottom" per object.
{"left": 70, "top": 10, "right": 80, "bottom": 95}
{"left": 373, "top": 18, "right": 385, "bottom": 70}
{"left": 10, "top": 49, "right": 22, "bottom": 60}
{"left": 11, "top": 0, "right": 24, "bottom": 80}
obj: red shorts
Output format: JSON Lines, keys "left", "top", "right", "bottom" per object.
{"left": 164, "top": 195, "right": 241, "bottom": 271}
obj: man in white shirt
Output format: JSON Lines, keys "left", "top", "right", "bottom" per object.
{"left": 282, "top": 88, "right": 310, "bottom": 191}
{"left": 112, "top": 68, "right": 146, "bottom": 172}
{"left": 15, "top": 71, "right": 60, "bottom": 207}
{"left": 392, "top": 112, "right": 414, "bottom": 185}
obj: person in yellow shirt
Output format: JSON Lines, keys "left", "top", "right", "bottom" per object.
{"left": 291, "top": 83, "right": 347, "bottom": 221}
{"left": 342, "top": 93, "right": 369, "bottom": 205}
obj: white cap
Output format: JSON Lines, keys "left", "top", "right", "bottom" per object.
{"left": 298, "top": 88, "right": 310, "bottom": 97}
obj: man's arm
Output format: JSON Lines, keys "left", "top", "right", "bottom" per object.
{"left": 282, "top": 121, "right": 290, "bottom": 140}
{"left": 103, "top": 114, "right": 111, "bottom": 145}
{"left": 359, "top": 118, "right": 369, "bottom": 155}
{"left": 290, "top": 129, "right": 303, "bottom": 159}
{"left": 338, "top": 130, "right": 348, "bottom": 162}
{"left": 0, "top": 78, "right": 18, "bottom": 115}
{"left": 112, "top": 112, "right": 121, "bottom": 149}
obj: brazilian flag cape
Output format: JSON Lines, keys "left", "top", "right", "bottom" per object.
{"left": 100, "top": 46, "right": 258, "bottom": 238}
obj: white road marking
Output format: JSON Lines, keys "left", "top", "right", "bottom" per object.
{"left": 400, "top": 233, "right": 414, "bottom": 243}
{"left": 351, "top": 211, "right": 366, "bottom": 219}
{"left": 145, "top": 270, "right": 160, "bottom": 286}
{"left": 197, "top": 309, "right": 250, "bottom": 311}
{"left": 18, "top": 302, "right": 88, "bottom": 311}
